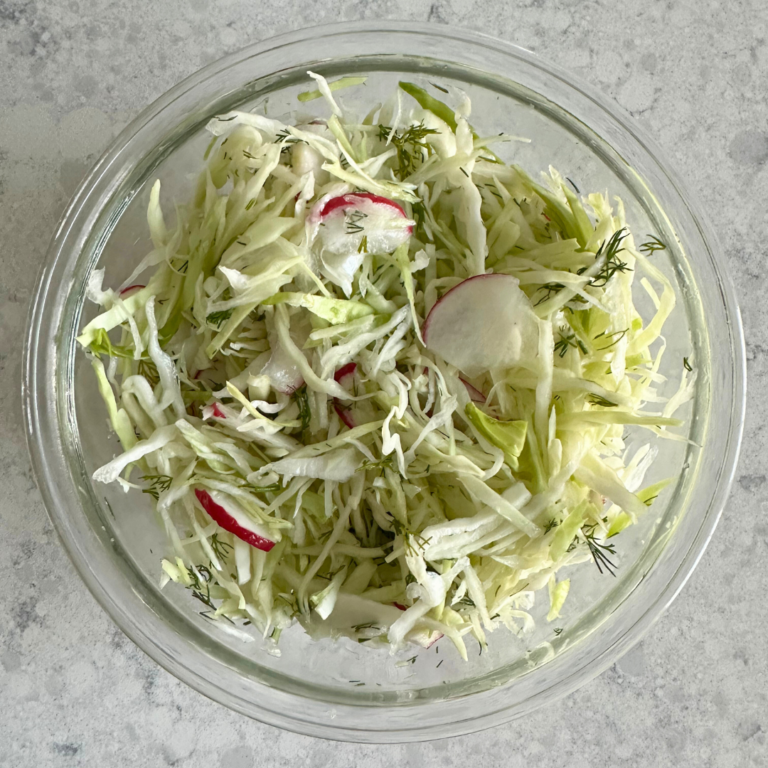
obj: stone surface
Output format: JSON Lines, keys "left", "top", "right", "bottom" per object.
{"left": 1, "top": 1, "right": 766, "bottom": 766}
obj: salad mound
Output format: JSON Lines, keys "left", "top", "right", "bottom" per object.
{"left": 80, "top": 75, "right": 692, "bottom": 658}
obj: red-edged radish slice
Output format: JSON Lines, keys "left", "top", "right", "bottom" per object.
{"left": 460, "top": 378, "right": 486, "bottom": 403}
{"left": 332, "top": 363, "right": 377, "bottom": 429}
{"left": 412, "top": 629, "right": 443, "bottom": 648}
{"left": 317, "top": 192, "right": 408, "bottom": 221}
{"left": 423, "top": 274, "right": 539, "bottom": 378}
{"left": 194, "top": 489, "right": 275, "bottom": 552}
{"left": 202, "top": 403, "right": 227, "bottom": 420}
{"left": 334, "top": 362, "right": 358, "bottom": 385}
{"left": 309, "top": 193, "right": 414, "bottom": 293}
{"left": 333, "top": 402, "right": 356, "bottom": 429}
{"left": 119, "top": 284, "right": 145, "bottom": 298}
{"left": 333, "top": 363, "right": 359, "bottom": 428}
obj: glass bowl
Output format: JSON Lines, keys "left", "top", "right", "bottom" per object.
{"left": 23, "top": 22, "right": 746, "bottom": 742}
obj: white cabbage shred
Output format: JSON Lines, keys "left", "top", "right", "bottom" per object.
{"left": 80, "top": 74, "right": 691, "bottom": 658}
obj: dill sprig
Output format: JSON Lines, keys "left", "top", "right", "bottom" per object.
{"left": 639, "top": 234, "right": 667, "bottom": 255}
{"left": 582, "top": 525, "right": 618, "bottom": 576}
{"left": 294, "top": 386, "right": 311, "bottom": 431}
{"left": 391, "top": 518, "right": 431, "bottom": 556}
{"left": 587, "top": 394, "right": 619, "bottom": 408}
{"left": 358, "top": 455, "right": 394, "bottom": 473}
{"left": 345, "top": 209, "right": 367, "bottom": 234}
{"left": 543, "top": 518, "right": 560, "bottom": 533}
{"left": 554, "top": 328, "right": 588, "bottom": 357}
{"left": 188, "top": 564, "right": 216, "bottom": 609}
{"left": 209, "top": 533, "right": 232, "bottom": 563}
{"left": 454, "top": 595, "right": 476, "bottom": 608}
{"left": 594, "top": 328, "right": 628, "bottom": 350}
{"left": 589, "top": 229, "right": 631, "bottom": 288}
{"left": 535, "top": 282, "right": 566, "bottom": 306}
{"left": 377, "top": 121, "right": 439, "bottom": 180}
{"left": 138, "top": 358, "right": 160, "bottom": 388}
{"left": 276, "top": 128, "right": 300, "bottom": 154}
{"left": 206, "top": 308, "right": 234, "bottom": 328}
{"left": 141, "top": 474, "right": 172, "bottom": 500}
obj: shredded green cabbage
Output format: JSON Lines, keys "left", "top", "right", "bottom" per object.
{"left": 81, "top": 74, "right": 693, "bottom": 658}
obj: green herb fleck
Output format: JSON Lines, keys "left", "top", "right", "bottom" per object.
{"left": 142, "top": 474, "right": 172, "bottom": 500}
{"left": 206, "top": 309, "right": 234, "bottom": 329}
{"left": 554, "top": 328, "right": 588, "bottom": 357}
{"left": 209, "top": 533, "right": 233, "bottom": 563}
{"left": 639, "top": 234, "right": 667, "bottom": 255}
{"left": 589, "top": 229, "right": 630, "bottom": 288}
{"left": 377, "top": 121, "right": 439, "bottom": 180}
{"left": 587, "top": 394, "right": 619, "bottom": 408}
{"left": 294, "top": 386, "right": 311, "bottom": 431}
{"left": 582, "top": 524, "right": 618, "bottom": 576}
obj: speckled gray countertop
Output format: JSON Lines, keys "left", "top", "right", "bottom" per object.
{"left": 1, "top": 1, "right": 766, "bottom": 766}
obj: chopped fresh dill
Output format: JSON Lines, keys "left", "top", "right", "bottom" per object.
{"left": 535, "top": 282, "right": 566, "bottom": 306}
{"left": 587, "top": 394, "right": 619, "bottom": 408}
{"left": 206, "top": 309, "right": 234, "bottom": 328}
{"left": 345, "top": 209, "right": 367, "bottom": 234}
{"left": 595, "top": 328, "right": 628, "bottom": 350}
{"left": 358, "top": 455, "right": 394, "bottom": 473}
{"left": 377, "top": 121, "right": 439, "bottom": 180}
{"left": 582, "top": 524, "right": 618, "bottom": 576}
{"left": 294, "top": 386, "right": 311, "bottom": 431}
{"left": 209, "top": 533, "right": 233, "bottom": 562}
{"left": 683, "top": 357, "right": 693, "bottom": 372}
{"left": 589, "top": 229, "right": 630, "bottom": 288}
{"left": 392, "top": 518, "right": 431, "bottom": 556}
{"left": 141, "top": 474, "right": 172, "bottom": 500}
{"left": 554, "top": 328, "right": 588, "bottom": 357}
{"left": 639, "top": 234, "right": 667, "bottom": 255}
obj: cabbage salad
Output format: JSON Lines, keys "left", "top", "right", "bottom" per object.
{"left": 79, "top": 74, "right": 692, "bottom": 658}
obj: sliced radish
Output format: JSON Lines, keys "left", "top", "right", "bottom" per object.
{"left": 332, "top": 363, "right": 376, "bottom": 429}
{"left": 194, "top": 489, "right": 275, "bottom": 552}
{"left": 202, "top": 403, "right": 227, "bottom": 420}
{"left": 309, "top": 193, "right": 414, "bottom": 295}
{"left": 334, "top": 363, "right": 358, "bottom": 428}
{"left": 119, "top": 284, "right": 145, "bottom": 298}
{"left": 412, "top": 628, "right": 443, "bottom": 648}
{"left": 423, "top": 274, "right": 539, "bottom": 378}
{"left": 334, "top": 362, "right": 358, "bottom": 385}
{"left": 460, "top": 378, "right": 486, "bottom": 403}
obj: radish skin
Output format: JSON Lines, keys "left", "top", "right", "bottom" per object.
{"left": 195, "top": 489, "right": 275, "bottom": 552}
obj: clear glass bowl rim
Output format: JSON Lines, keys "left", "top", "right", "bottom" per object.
{"left": 22, "top": 20, "right": 746, "bottom": 742}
